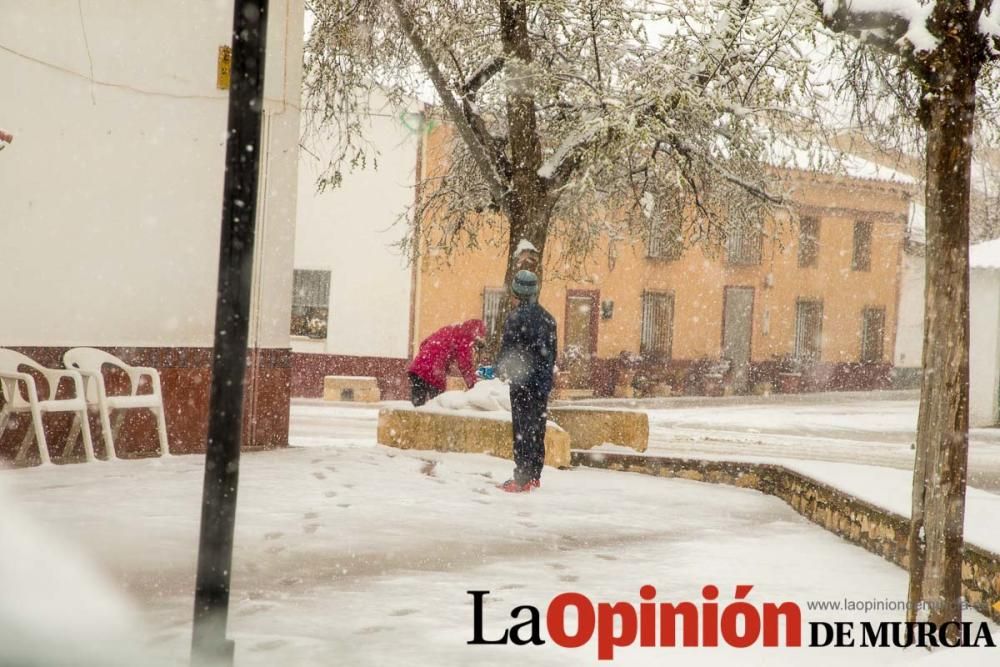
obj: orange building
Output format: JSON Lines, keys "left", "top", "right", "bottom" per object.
{"left": 411, "top": 159, "right": 913, "bottom": 397}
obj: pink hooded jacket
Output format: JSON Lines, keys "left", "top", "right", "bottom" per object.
{"left": 408, "top": 319, "right": 487, "bottom": 391}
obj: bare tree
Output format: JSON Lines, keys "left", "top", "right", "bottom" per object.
{"left": 304, "top": 0, "right": 822, "bottom": 346}
{"left": 810, "top": 0, "right": 1000, "bottom": 637}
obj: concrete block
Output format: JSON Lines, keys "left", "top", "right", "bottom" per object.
{"left": 551, "top": 388, "right": 594, "bottom": 400}
{"left": 547, "top": 407, "right": 648, "bottom": 452}
{"left": 377, "top": 408, "right": 571, "bottom": 468}
{"left": 324, "top": 376, "right": 381, "bottom": 402}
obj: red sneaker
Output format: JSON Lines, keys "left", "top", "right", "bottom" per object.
{"left": 498, "top": 478, "right": 540, "bottom": 493}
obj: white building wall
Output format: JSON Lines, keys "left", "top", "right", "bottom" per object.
{"left": 0, "top": 0, "right": 302, "bottom": 349}
{"left": 293, "top": 99, "right": 418, "bottom": 358}
{"left": 970, "top": 269, "right": 1000, "bottom": 427}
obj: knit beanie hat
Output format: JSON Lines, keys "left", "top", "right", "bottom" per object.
{"left": 511, "top": 270, "right": 540, "bottom": 298}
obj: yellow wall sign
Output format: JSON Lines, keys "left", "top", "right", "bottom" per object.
{"left": 217, "top": 45, "right": 232, "bottom": 90}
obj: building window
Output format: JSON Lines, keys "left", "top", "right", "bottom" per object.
{"left": 290, "top": 269, "right": 330, "bottom": 339}
{"left": 727, "top": 224, "right": 762, "bottom": 265}
{"left": 483, "top": 287, "right": 505, "bottom": 338}
{"left": 798, "top": 217, "right": 819, "bottom": 268}
{"left": 647, "top": 216, "right": 683, "bottom": 260}
{"left": 640, "top": 291, "right": 674, "bottom": 358}
{"left": 861, "top": 307, "right": 886, "bottom": 363}
{"left": 852, "top": 221, "right": 873, "bottom": 271}
{"left": 794, "top": 299, "right": 823, "bottom": 362}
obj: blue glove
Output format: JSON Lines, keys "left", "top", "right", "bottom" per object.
{"left": 476, "top": 365, "right": 495, "bottom": 380}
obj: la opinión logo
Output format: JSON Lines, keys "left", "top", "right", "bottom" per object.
{"left": 468, "top": 585, "right": 802, "bottom": 659}
{"left": 467, "top": 585, "right": 998, "bottom": 659}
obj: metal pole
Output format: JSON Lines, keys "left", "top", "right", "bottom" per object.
{"left": 191, "top": 1, "right": 269, "bottom": 665}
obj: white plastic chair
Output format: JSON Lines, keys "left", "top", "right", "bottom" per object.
{"left": 63, "top": 348, "right": 170, "bottom": 459}
{"left": 0, "top": 349, "right": 97, "bottom": 465}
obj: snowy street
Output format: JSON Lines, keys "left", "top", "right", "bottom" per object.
{"left": 0, "top": 394, "right": 998, "bottom": 665}
{"left": 575, "top": 390, "right": 1000, "bottom": 492}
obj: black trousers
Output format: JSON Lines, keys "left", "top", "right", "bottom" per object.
{"left": 409, "top": 372, "right": 442, "bottom": 406}
{"left": 510, "top": 384, "right": 549, "bottom": 484}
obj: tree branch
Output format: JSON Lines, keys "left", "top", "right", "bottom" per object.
{"left": 388, "top": 0, "right": 509, "bottom": 205}
{"left": 460, "top": 55, "right": 506, "bottom": 97}
{"left": 462, "top": 98, "right": 513, "bottom": 180}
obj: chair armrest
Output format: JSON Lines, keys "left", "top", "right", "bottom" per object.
{"left": 0, "top": 370, "right": 40, "bottom": 404}
{"left": 37, "top": 368, "right": 86, "bottom": 401}
{"left": 128, "top": 366, "right": 163, "bottom": 396}
{"left": 69, "top": 367, "right": 107, "bottom": 402}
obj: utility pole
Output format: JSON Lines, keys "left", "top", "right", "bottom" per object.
{"left": 191, "top": 1, "right": 269, "bottom": 665}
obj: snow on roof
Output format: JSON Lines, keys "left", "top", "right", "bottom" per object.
{"left": 971, "top": 237, "right": 1000, "bottom": 270}
{"left": 768, "top": 137, "right": 917, "bottom": 186}
{"left": 840, "top": 152, "right": 917, "bottom": 185}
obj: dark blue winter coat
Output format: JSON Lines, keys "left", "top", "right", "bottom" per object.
{"left": 497, "top": 301, "right": 558, "bottom": 394}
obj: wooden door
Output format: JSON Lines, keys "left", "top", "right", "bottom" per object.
{"left": 564, "top": 291, "right": 598, "bottom": 388}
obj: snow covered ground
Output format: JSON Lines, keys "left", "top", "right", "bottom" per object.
{"left": 0, "top": 394, "right": 998, "bottom": 664}
{"left": 575, "top": 391, "right": 1000, "bottom": 492}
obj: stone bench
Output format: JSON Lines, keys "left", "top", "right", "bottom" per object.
{"left": 377, "top": 408, "right": 571, "bottom": 468}
{"left": 547, "top": 406, "right": 648, "bottom": 452}
{"left": 323, "top": 376, "right": 381, "bottom": 402}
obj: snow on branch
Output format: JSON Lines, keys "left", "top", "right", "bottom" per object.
{"left": 460, "top": 56, "right": 506, "bottom": 98}
{"left": 981, "top": 3, "right": 1000, "bottom": 55}
{"left": 816, "top": 0, "right": 937, "bottom": 55}
{"left": 537, "top": 123, "right": 602, "bottom": 183}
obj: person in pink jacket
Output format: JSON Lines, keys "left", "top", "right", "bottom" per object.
{"left": 408, "top": 319, "right": 487, "bottom": 405}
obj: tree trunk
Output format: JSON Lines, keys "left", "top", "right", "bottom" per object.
{"left": 906, "top": 65, "right": 974, "bottom": 638}
{"left": 484, "top": 208, "right": 551, "bottom": 359}
{"left": 484, "top": 0, "right": 552, "bottom": 358}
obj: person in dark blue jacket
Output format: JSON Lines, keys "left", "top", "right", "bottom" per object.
{"left": 496, "top": 270, "right": 557, "bottom": 492}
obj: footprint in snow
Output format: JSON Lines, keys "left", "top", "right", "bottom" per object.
{"left": 560, "top": 575, "right": 580, "bottom": 583}
{"left": 312, "top": 471, "right": 327, "bottom": 480}
{"left": 250, "top": 639, "right": 288, "bottom": 652}
{"left": 389, "top": 609, "right": 419, "bottom": 617}
{"left": 337, "top": 503, "right": 351, "bottom": 509}
{"left": 303, "top": 524, "right": 320, "bottom": 534}
{"left": 237, "top": 604, "right": 273, "bottom": 617}
{"left": 303, "top": 511, "right": 319, "bottom": 519}
{"left": 264, "top": 531, "right": 283, "bottom": 541}
{"left": 356, "top": 626, "right": 391, "bottom": 635}
{"left": 547, "top": 563, "right": 567, "bottom": 571}
{"left": 595, "top": 554, "right": 618, "bottom": 561}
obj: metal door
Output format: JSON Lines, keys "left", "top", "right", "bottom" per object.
{"left": 722, "top": 287, "right": 754, "bottom": 393}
